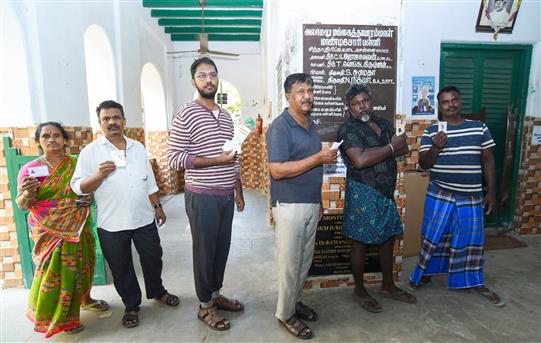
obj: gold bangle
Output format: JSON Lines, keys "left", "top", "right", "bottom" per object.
{"left": 21, "top": 191, "right": 35, "bottom": 200}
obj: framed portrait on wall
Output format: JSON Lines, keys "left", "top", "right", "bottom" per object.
{"left": 476, "top": 0, "right": 522, "bottom": 34}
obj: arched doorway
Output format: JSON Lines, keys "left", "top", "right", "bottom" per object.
{"left": 0, "top": 2, "right": 32, "bottom": 125}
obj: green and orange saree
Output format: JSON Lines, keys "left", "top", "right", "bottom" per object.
{"left": 18, "top": 155, "right": 95, "bottom": 338}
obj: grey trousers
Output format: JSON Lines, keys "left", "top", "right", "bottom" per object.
{"left": 185, "top": 189, "right": 235, "bottom": 303}
{"left": 273, "top": 202, "right": 320, "bottom": 321}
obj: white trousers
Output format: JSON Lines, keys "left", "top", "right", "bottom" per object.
{"left": 273, "top": 202, "right": 320, "bottom": 321}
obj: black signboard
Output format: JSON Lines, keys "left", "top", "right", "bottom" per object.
{"left": 303, "top": 24, "right": 397, "bottom": 142}
{"left": 309, "top": 214, "right": 380, "bottom": 276}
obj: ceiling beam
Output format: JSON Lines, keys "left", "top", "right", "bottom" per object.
{"left": 165, "top": 26, "right": 261, "bottom": 34}
{"left": 143, "top": 0, "right": 263, "bottom": 8}
{"left": 170, "top": 33, "right": 260, "bottom": 41}
{"left": 151, "top": 9, "right": 262, "bottom": 18}
{"left": 158, "top": 18, "right": 261, "bottom": 26}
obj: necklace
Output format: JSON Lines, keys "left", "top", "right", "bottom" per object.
{"left": 41, "top": 155, "right": 63, "bottom": 170}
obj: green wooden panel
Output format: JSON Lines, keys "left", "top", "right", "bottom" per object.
{"left": 171, "top": 33, "right": 259, "bottom": 41}
{"left": 439, "top": 44, "right": 532, "bottom": 227}
{"left": 144, "top": 0, "right": 263, "bottom": 8}
{"left": 165, "top": 26, "right": 260, "bottom": 33}
{"left": 158, "top": 18, "right": 261, "bottom": 26}
{"left": 151, "top": 9, "right": 262, "bottom": 18}
{"left": 2, "top": 137, "right": 107, "bottom": 288}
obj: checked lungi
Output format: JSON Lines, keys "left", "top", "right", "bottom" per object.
{"left": 410, "top": 182, "right": 485, "bottom": 289}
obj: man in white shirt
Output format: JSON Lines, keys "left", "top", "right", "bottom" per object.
{"left": 71, "top": 100, "right": 179, "bottom": 329}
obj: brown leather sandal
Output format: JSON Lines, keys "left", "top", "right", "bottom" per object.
{"left": 279, "top": 316, "right": 313, "bottom": 340}
{"left": 212, "top": 295, "right": 244, "bottom": 312}
{"left": 197, "top": 305, "right": 230, "bottom": 331}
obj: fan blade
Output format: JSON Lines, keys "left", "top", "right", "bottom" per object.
{"left": 166, "top": 50, "right": 196, "bottom": 55}
{"left": 206, "top": 49, "right": 240, "bottom": 57}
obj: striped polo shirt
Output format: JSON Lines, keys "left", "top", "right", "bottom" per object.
{"left": 167, "top": 101, "right": 240, "bottom": 195}
{"left": 420, "top": 120, "right": 495, "bottom": 194}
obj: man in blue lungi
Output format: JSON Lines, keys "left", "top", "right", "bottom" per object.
{"left": 409, "top": 86, "right": 504, "bottom": 307}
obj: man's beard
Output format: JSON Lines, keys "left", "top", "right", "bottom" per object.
{"left": 196, "top": 84, "right": 217, "bottom": 99}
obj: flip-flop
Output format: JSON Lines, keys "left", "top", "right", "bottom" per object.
{"left": 408, "top": 276, "right": 432, "bottom": 291}
{"left": 378, "top": 288, "right": 418, "bottom": 304}
{"left": 81, "top": 299, "right": 110, "bottom": 312}
{"left": 64, "top": 324, "right": 84, "bottom": 334}
{"left": 471, "top": 287, "right": 505, "bottom": 307}
{"left": 353, "top": 292, "right": 383, "bottom": 313}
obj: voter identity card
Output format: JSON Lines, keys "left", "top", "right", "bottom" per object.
{"left": 396, "top": 124, "right": 406, "bottom": 136}
{"left": 110, "top": 150, "right": 127, "bottom": 167}
{"left": 438, "top": 121, "right": 447, "bottom": 133}
{"left": 331, "top": 140, "right": 343, "bottom": 150}
{"left": 28, "top": 166, "right": 50, "bottom": 177}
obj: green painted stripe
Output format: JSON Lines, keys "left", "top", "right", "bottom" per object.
{"left": 159, "top": 18, "right": 261, "bottom": 26}
{"left": 144, "top": 0, "right": 263, "bottom": 8}
{"left": 165, "top": 26, "right": 260, "bottom": 33}
{"left": 170, "top": 33, "right": 260, "bottom": 41}
{"left": 151, "top": 9, "right": 262, "bottom": 18}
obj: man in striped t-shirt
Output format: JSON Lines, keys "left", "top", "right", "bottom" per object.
{"left": 409, "top": 86, "right": 504, "bottom": 307}
{"left": 167, "top": 57, "right": 245, "bottom": 331}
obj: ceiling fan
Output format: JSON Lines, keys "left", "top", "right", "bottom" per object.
{"left": 167, "top": 0, "right": 239, "bottom": 57}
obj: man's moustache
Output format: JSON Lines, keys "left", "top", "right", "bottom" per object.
{"left": 108, "top": 125, "right": 120, "bottom": 130}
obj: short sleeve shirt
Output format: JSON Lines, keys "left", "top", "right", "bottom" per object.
{"left": 337, "top": 116, "right": 397, "bottom": 199}
{"left": 420, "top": 120, "right": 495, "bottom": 194}
{"left": 267, "top": 109, "right": 323, "bottom": 206}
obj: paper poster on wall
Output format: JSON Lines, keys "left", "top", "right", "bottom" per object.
{"left": 411, "top": 76, "right": 436, "bottom": 116}
{"left": 532, "top": 126, "right": 541, "bottom": 145}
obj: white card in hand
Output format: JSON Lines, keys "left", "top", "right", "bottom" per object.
{"left": 110, "top": 150, "right": 127, "bottom": 167}
{"left": 28, "top": 166, "right": 49, "bottom": 177}
{"left": 438, "top": 121, "right": 447, "bottom": 133}
{"left": 155, "top": 218, "right": 166, "bottom": 229}
{"left": 396, "top": 124, "right": 406, "bottom": 136}
{"left": 331, "top": 140, "right": 343, "bottom": 150}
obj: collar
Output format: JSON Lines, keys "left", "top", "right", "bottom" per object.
{"left": 283, "top": 108, "right": 313, "bottom": 130}
{"left": 98, "top": 135, "right": 133, "bottom": 149}
{"left": 194, "top": 100, "right": 220, "bottom": 113}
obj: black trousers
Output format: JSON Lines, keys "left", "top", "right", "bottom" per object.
{"left": 98, "top": 222, "right": 167, "bottom": 310}
{"left": 185, "top": 190, "right": 235, "bottom": 302}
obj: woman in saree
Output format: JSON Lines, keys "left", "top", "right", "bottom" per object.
{"left": 16, "top": 122, "right": 109, "bottom": 337}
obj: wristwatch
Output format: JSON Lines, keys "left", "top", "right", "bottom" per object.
{"left": 153, "top": 203, "right": 162, "bottom": 209}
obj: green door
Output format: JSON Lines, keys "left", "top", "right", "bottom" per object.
{"left": 3, "top": 137, "right": 107, "bottom": 288}
{"left": 439, "top": 44, "right": 532, "bottom": 227}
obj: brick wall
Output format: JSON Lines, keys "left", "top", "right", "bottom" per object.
{"left": 147, "top": 130, "right": 184, "bottom": 194}
{"left": 240, "top": 132, "right": 265, "bottom": 189}
{"left": 513, "top": 117, "right": 541, "bottom": 235}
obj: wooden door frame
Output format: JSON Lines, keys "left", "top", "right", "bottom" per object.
{"left": 439, "top": 43, "right": 532, "bottom": 227}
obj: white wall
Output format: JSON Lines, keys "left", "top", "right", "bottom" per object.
{"left": 262, "top": 0, "right": 540, "bottom": 121}
{"left": 526, "top": 41, "right": 541, "bottom": 117}
{"left": 1, "top": 0, "right": 175, "bottom": 128}
{"left": 171, "top": 41, "right": 264, "bottom": 125}
{"left": 401, "top": 0, "right": 541, "bottom": 118}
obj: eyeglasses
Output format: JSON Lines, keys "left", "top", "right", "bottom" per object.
{"left": 195, "top": 72, "right": 218, "bottom": 81}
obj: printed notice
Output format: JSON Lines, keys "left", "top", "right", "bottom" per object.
{"left": 303, "top": 24, "right": 397, "bottom": 142}
{"left": 532, "top": 126, "right": 541, "bottom": 145}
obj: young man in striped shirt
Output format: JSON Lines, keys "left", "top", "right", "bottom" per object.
{"left": 409, "top": 86, "right": 504, "bottom": 307}
{"left": 167, "top": 57, "right": 245, "bottom": 331}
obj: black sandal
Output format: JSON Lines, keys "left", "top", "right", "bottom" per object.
{"left": 155, "top": 292, "right": 180, "bottom": 307}
{"left": 279, "top": 316, "right": 313, "bottom": 340}
{"left": 122, "top": 309, "right": 139, "bottom": 328}
{"left": 295, "top": 301, "right": 318, "bottom": 322}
